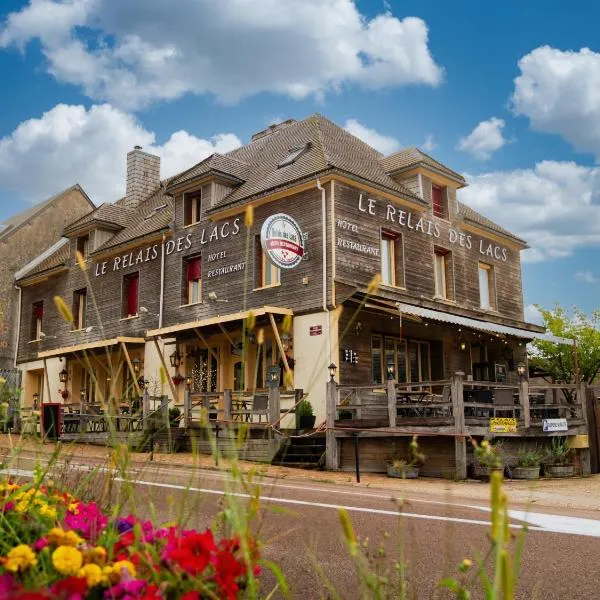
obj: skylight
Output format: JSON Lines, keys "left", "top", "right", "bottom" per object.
{"left": 277, "top": 142, "right": 311, "bottom": 168}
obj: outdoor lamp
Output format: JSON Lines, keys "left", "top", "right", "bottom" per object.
{"left": 185, "top": 375, "right": 192, "bottom": 387}
{"left": 328, "top": 362, "right": 337, "bottom": 381}
{"left": 517, "top": 362, "right": 527, "bottom": 380}
{"left": 59, "top": 367, "right": 68, "bottom": 383}
{"left": 32, "top": 392, "right": 39, "bottom": 408}
{"left": 80, "top": 388, "right": 86, "bottom": 401}
{"left": 132, "top": 357, "right": 141, "bottom": 373}
{"left": 169, "top": 349, "right": 182, "bottom": 369}
{"left": 459, "top": 340, "right": 467, "bottom": 352}
{"left": 281, "top": 332, "right": 291, "bottom": 352}
{"left": 387, "top": 364, "right": 395, "bottom": 380}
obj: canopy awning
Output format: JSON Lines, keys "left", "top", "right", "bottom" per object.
{"left": 146, "top": 306, "right": 293, "bottom": 338}
{"left": 37, "top": 336, "right": 145, "bottom": 359}
{"left": 396, "top": 303, "right": 574, "bottom": 346}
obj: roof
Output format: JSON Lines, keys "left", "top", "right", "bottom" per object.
{"left": 16, "top": 239, "right": 70, "bottom": 281}
{"left": 64, "top": 202, "right": 136, "bottom": 235}
{"left": 173, "top": 114, "right": 425, "bottom": 213}
{"left": 93, "top": 187, "right": 173, "bottom": 254}
{"left": 0, "top": 184, "right": 94, "bottom": 242}
{"left": 457, "top": 202, "right": 527, "bottom": 246}
{"left": 397, "top": 303, "right": 573, "bottom": 345}
{"left": 379, "top": 147, "right": 466, "bottom": 185}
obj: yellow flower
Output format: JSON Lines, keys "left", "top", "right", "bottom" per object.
{"left": 38, "top": 503, "right": 57, "bottom": 520}
{"left": 4, "top": 544, "right": 37, "bottom": 572}
{"left": 79, "top": 563, "right": 103, "bottom": 587}
{"left": 47, "top": 528, "right": 66, "bottom": 545}
{"left": 52, "top": 546, "right": 83, "bottom": 576}
{"left": 68, "top": 502, "right": 79, "bottom": 514}
{"left": 54, "top": 295, "right": 74, "bottom": 323}
{"left": 75, "top": 250, "right": 88, "bottom": 271}
{"left": 0, "top": 376, "right": 5, "bottom": 386}
{"left": 459, "top": 558, "right": 473, "bottom": 572}
{"left": 63, "top": 531, "right": 83, "bottom": 547}
{"left": 103, "top": 560, "right": 136, "bottom": 584}
{"left": 92, "top": 546, "right": 107, "bottom": 564}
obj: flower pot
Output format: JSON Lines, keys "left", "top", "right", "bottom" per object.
{"left": 387, "top": 464, "right": 419, "bottom": 479}
{"left": 298, "top": 415, "right": 316, "bottom": 429}
{"left": 473, "top": 464, "right": 504, "bottom": 481}
{"left": 544, "top": 464, "right": 574, "bottom": 478}
{"left": 511, "top": 466, "right": 540, "bottom": 480}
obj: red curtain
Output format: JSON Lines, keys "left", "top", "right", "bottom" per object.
{"left": 187, "top": 258, "right": 201, "bottom": 282}
{"left": 127, "top": 275, "right": 139, "bottom": 316}
{"left": 432, "top": 186, "right": 442, "bottom": 216}
{"left": 34, "top": 303, "right": 44, "bottom": 319}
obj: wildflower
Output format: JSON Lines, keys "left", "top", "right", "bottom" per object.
{"left": 54, "top": 295, "right": 74, "bottom": 323}
{"left": 75, "top": 250, "right": 87, "bottom": 271}
{"left": 50, "top": 576, "right": 87, "bottom": 599}
{"left": 214, "top": 548, "right": 246, "bottom": 600}
{"left": 246, "top": 311, "right": 256, "bottom": 331}
{"left": 459, "top": 558, "right": 473, "bottom": 572}
{"left": 38, "top": 503, "right": 57, "bottom": 520}
{"left": 63, "top": 502, "right": 107, "bottom": 541}
{"left": 106, "top": 579, "right": 146, "bottom": 599}
{"left": 366, "top": 273, "right": 381, "bottom": 295}
{"left": 164, "top": 529, "right": 216, "bottom": 576}
{"left": 3, "top": 544, "right": 37, "bottom": 572}
{"left": 79, "top": 563, "right": 103, "bottom": 587}
{"left": 108, "top": 560, "right": 137, "bottom": 582}
{"left": 91, "top": 546, "right": 107, "bottom": 564}
{"left": 47, "top": 528, "right": 67, "bottom": 545}
{"left": 33, "top": 538, "right": 49, "bottom": 551}
{"left": 52, "top": 546, "right": 83, "bottom": 576}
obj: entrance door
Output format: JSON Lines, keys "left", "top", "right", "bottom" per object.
{"left": 188, "top": 348, "right": 219, "bottom": 393}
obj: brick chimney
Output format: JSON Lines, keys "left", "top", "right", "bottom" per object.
{"left": 125, "top": 146, "right": 161, "bottom": 208}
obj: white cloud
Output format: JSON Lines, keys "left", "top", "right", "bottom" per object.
{"left": 512, "top": 46, "right": 600, "bottom": 159}
{"left": 422, "top": 134, "right": 437, "bottom": 152}
{"left": 457, "top": 117, "right": 507, "bottom": 160}
{"left": 574, "top": 271, "right": 599, "bottom": 284}
{"left": 344, "top": 119, "right": 401, "bottom": 154}
{"left": 0, "top": 0, "right": 443, "bottom": 109}
{"left": 461, "top": 160, "right": 600, "bottom": 262}
{"left": 0, "top": 103, "right": 241, "bottom": 203}
{"left": 524, "top": 304, "right": 543, "bottom": 325}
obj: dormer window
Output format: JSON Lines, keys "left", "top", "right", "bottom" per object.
{"left": 76, "top": 234, "right": 89, "bottom": 259}
{"left": 184, "top": 191, "right": 202, "bottom": 226}
{"left": 432, "top": 186, "right": 448, "bottom": 219}
{"left": 277, "top": 143, "right": 311, "bottom": 168}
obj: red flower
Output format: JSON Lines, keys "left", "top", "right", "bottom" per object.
{"left": 114, "top": 530, "right": 136, "bottom": 554}
{"left": 50, "top": 577, "right": 88, "bottom": 600}
{"left": 140, "top": 585, "right": 163, "bottom": 600}
{"left": 214, "top": 549, "right": 245, "bottom": 600}
{"left": 165, "top": 530, "right": 217, "bottom": 576}
{"left": 180, "top": 593, "right": 200, "bottom": 600}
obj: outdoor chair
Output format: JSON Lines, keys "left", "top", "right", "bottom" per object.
{"left": 493, "top": 388, "right": 516, "bottom": 418}
{"left": 250, "top": 394, "right": 269, "bottom": 423}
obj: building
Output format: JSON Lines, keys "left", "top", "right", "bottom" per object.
{"left": 0, "top": 186, "right": 94, "bottom": 371}
{"left": 14, "top": 114, "right": 587, "bottom": 476}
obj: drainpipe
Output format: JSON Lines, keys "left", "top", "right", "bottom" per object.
{"left": 13, "top": 284, "right": 22, "bottom": 368}
{"left": 316, "top": 179, "right": 331, "bottom": 361}
{"left": 158, "top": 233, "right": 166, "bottom": 329}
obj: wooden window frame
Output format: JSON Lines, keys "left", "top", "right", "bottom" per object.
{"left": 432, "top": 185, "right": 448, "bottom": 219}
{"left": 478, "top": 262, "right": 496, "bottom": 310}
{"left": 72, "top": 288, "right": 87, "bottom": 331}
{"left": 371, "top": 335, "right": 430, "bottom": 385}
{"left": 183, "top": 255, "right": 202, "bottom": 305}
{"left": 121, "top": 272, "right": 140, "bottom": 319}
{"left": 31, "top": 301, "right": 43, "bottom": 341}
{"left": 255, "top": 235, "right": 280, "bottom": 289}
{"left": 380, "top": 230, "right": 405, "bottom": 288}
{"left": 433, "top": 249, "right": 448, "bottom": 299}
{"left": 183, "top": 190, "right": 202, "bottom": 227}
{"left": 76, "top": 235, "right": 90, "bottom": 259}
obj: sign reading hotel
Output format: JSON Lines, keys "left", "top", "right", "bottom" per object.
{"left": 260, "top": 213, "right": 305, "bottom": 269}
{"left": 337, "top": 193, "right": 509, "bottom": 262}
{"left": 489, "top": 417, "right": 517, "bottom": 433}
{"left": 94, "top": 217, "right": 242, "bottom": 276}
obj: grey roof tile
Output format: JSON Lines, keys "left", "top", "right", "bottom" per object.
{"left": 380, "top": 147, "right": 466, "bottom": 184}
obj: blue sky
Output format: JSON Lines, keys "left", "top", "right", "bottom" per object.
{"left": 1, "top": 1, "right": 600, "bottom": 321}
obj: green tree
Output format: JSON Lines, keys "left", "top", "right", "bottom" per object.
{"left": 530, "top": 304, "right": 600, "bottom": 385}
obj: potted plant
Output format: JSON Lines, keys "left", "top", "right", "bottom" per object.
{"left": 386, "top": 436, "right": 425, "bottom": 479}
{"left": 473, "top": 440, "right": 504, "bottom": 480}
{"left": 543, "top": 437, "right": 575, "bottom": 477}
{"left": 168, "top": 407, "right": 181, "bottom": 427}
{"left": 511, "top": 447, "right": 542, "bottom": 480}
{"left": 297, "top": 399, "right": 316, "bottom": 429}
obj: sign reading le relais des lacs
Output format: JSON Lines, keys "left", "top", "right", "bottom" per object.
{"left": 260, "top": 213, "right": 306, "bottom": 269}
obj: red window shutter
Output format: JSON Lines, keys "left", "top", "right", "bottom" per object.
{"left": 34, "top": 304, "right": 44, "bottom": 319}
{"left": 187, "top": 258, "right": 201, "bottom": 282}
{"left": 432, "top": 187, "right": 443, "bottom": 216}
{"left": 127, "top": 275, "right": 139, "bottom": 316}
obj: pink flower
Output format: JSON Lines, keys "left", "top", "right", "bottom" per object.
{"left": 63, "top": 502, "right": 107, "bottom": 541}
{"left": 33, "top": 538, "right": 49, "bottom": 551}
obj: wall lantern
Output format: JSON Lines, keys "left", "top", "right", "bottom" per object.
{"left": 137, "top": 377, "right": 148, "bottom": 390}
{"left": 169, "top": 349, "right": 182, "bottom": 369}
{"left": 132, "top": 357, "right": 141, "bottom": 374}
{"left": 328, "top": 362, "right": 337, "bottom": 382}
{"left": 267, "top": 365, "right": 281, "bottom": 388}
{"left": 185, "top": 375, "right": 192, "bottom": 387}
{"left": 59, "top": 368, "right": 68, "bottom": 383}
{"left": 387, "top": 364, "right": 395, "bottom": 380}
{"left": 281, "top": 332, "right": 292, "bottom": 352}
{"left": 459, "top": 340, "right": 467, "bottom": 352}
{"left": 248, "top": 333, "right": 257, "bottom": 344}
{"left": 32, "top": 392, "right": 40, "bottom": 408}
{"left": 354, "top": 321, "right": 362, "bottom": 336}
{"left": 80, "top": 388, "right": 86, "bottom": 402}
{"left": 517, "top": 362, "right": 527, "bottom": 380}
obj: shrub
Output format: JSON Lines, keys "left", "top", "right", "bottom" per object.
{"left": 296, "top": 400, "right": 313, "bottom": 417}
{"left": 516, "top": 447, "right": 543, "bottom": 468}
{"left": 544, "top": 437, "right": 574, "bottom": 466}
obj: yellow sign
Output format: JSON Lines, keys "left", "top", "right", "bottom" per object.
{"left": 489, "top": 418, "right": 517, "bottom": 433}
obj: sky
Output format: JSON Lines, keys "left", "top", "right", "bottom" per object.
{"left": 1, "top": 1, "right": 600, "bottom": 323}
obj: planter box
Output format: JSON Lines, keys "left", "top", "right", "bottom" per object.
{"left": 387, "top": 464, "right": 419, "bottom": 479}
{"left": 544, "top": 464, "right": 574, "bottom": 478}
{"left": 511, "top": 466, "right": 540, "bottom": 480}
{"left": 473, "top": 464, "right": 504, "bottom": 481}
{"left": 298, "top": 415, "right": 316, "bottom": 430}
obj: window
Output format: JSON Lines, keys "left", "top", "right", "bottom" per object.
{"left": 380, "top": 230, "right": 404, "bottom": 287}
{"left": 122, "top": 272, "right": 139, "bottom": 318}
{"left": 371, "top": 336, "right": 428, "bottom": 385}
{"left": 255, "top": 235, "right": 280, "bottom": 288}
{"left": 183, "top": 191, "right": 202, "bottom": 226}
{"left": 432, "top": 185, "right": 448, "bottom": 219}
{"left": 433, "top": 248, "right": 451, "bottom": 299}
{"left": 187, "top": 348, "right": 219, "bottom": 393}
{"left": 277, "top": 142, "right": 311, "bottom": 168}
{"left": 478, "top": 263, "right": 496, "bottom": 309}
{"left": 256, "top": 339, "right": 280, "bottom": 388}
{"left": 76, "top": 235, "right": 90, "bottom": 259}
{"left": 31, "top": 301, "right": 43, "bottom": 340}
{"left": 73, "top": 288, "right": 87, "bottom": 330}
{"left": 184, "top": 256, "right": 202, "bottom": 305}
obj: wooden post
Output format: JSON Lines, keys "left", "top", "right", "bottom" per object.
{"left": 519, "top": 378, "right": 530, "bottom": 428}
{"left": 43, "top": 358, "right": 52, "bottom": 406}
{"left": 120, "top": 342, "right": 141, "bottom": 396}
{"left": 160, "top": 395, "right": 169, "bottom": 425}
{"left": 269, "top": 386, "right": 280, "bottom": 426}
{"left": 578, "top": 382, "right": 588, "bottom": 425}
{"left": 387, "top": 377, "right": 396, "bottom": 428}
{"left": 152, "top": 338, "right": 179, "bottom": 405}
{"left": 451, "top": 371, "right": 467, "bottom": 480}
{"left": 268, "top": 313, "right": 292, "bottom": 378}
{"left": 223, "top": 389, "right": 232, "bottom": 421}
{"left": 142, "top": 390, "right": 150, "bottom": 430}
{"left": 184, "top": 386, "right": 192, "bottom": 428}
{"left": 325, "top": 379, "right": 338, "bottom": 470}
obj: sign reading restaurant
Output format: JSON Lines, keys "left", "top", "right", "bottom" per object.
{"left": 260, "top": 213, "right": 305, "bottom": 269}
{"left": 94, "top": 217, "right": 242, "bottom": 276}
{"left": 336, "top": 194, "right": 509, "bottom": 262}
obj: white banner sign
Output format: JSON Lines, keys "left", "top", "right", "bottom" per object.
{"left": 542, "top": 418, "right": 568, "bottom": 432}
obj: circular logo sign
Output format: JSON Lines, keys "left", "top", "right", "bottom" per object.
{"left": 260, "top": 213, "right": 305, "bottom": 269}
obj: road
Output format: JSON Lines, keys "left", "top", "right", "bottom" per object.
{"left": 4, "top": 453, "right": 600, "bottom": 599}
